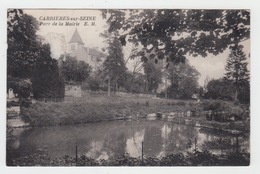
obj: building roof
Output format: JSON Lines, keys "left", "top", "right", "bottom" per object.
{"left": 69, "top": 28, "right": 84, "bottom": 44}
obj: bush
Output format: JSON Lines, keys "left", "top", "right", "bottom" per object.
{"left": 145, "top": 100, "right": 150, "bottom": 107}
{"left": 7, "top": 76, "right": 33, "bottom": 99}
{"left": 205, "top": 79, "right": 234, "bottom": 100}
{"left": 87, "top": 77, "right": 100, "bottom": 91}
{"left": 8, "top": 150, "right": 250, "bottom": 166}
{"left": 202, "top": 101, "right": 222, "bottom": 111}
{"left": 238, "top": 85, "right": 250, "bottom": 104}
{"left": 32, "top": 59, "right": 65, "bottom": 99}
{"left": 176, "top": 101, "right": 186, "bottom": 106}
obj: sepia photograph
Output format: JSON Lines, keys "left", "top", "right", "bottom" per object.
{"left": 6, "top": 8, "right": 250, "bottom": 167}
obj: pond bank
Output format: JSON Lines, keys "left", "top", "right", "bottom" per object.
{"left": 18, "top": 111, "right": 249, "bottom": 134}
{"left": 8, "top": 114, "right": 248, "bottom": 135}
{"left": 19, "top": 94, "right": 249, "bottom": 133}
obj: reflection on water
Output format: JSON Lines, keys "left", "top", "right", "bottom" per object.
{"left": 8, "top": 119, "right": 249, "bottom": 160}
{"left": 125, "top": 129, "right": 144, "bottom": 157}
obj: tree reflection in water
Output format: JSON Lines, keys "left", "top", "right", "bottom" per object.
{"left": 125, "top": 129, "right": 145, "bottom": 157}
{"left": 198, "top": 128, "right": 249, "bottom": 154}
{"left": 160, "top": 123, "right": 199, "bottom": 156}
{"left": 8, "top": 119, "right": 249, "bottom": 161}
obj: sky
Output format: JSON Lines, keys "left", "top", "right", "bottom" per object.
{"left": 25, "top": 9, "right": 107, "bottom": 49}
{"left": 188, "top": 39, "right": 250, "bottom": 86}
{"left": 25, "top": 9, "right": 250, "bottom": 87}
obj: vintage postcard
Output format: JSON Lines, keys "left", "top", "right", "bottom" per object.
{"left": 6, "top": 9, "right": 250, "bottom": 166}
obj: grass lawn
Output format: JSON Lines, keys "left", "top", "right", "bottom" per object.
{"left": 21, "top": 90, "right": 249, "bottom": 128}
{"left": 21, "top": 91, "right": 197, "bottom": 126}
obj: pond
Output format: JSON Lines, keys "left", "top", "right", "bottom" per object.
{"left": 8, "top": 119, "right": 249, "bottom": 161}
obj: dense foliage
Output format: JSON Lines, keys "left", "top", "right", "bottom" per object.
{"left": 87, "top": 76, "right": 101, "bottom": 91}
{"left": 7, "top": 9, "right": 65, "bottom": 99}
{"left": 204, "top": 45, "right": 250, "bottom": 103}
{"left": 143, "top": 59, "right": 163, "bottom": 93}
{"left": 7, "top": 9, "right": 39, "bottom": 78}
{"left": 123, "top": 72, "right": 146, "bottom": 93}
{"left": 102, "top": 10, "right": 250, "bottom": 64}
{"left": 7, "top": 150, "right": 249, "bottom": 166}
{"left": 7, "top": 76, "right": 32, "bottom": 99}
{"left": 166, "top": 62, "right": 200, "bottom": 99}
{"left": 224, "top": 44, "right": 250, "bottom": 102}
{"left": 59, "top": 55, "right": 92, "bottom": 84}
{"left": 102, "top": 35, "right": 127, "bottom": 94}
{"left": 32, "top": 44, "right": 64, "bottom": 99}
{"left": 205, "top": 78, "right": 234, "bottom": 100}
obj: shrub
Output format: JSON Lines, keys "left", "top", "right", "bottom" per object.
{"left": 145, "top": 100, "right": 150, "bottom": 107}
{"left": 8, "top": 150, "right": 250, "bottom": 166}
{"left": 202, "top": 101, "right": 223, "bottom": 111}
{"left": 87, "top": 77, "right": 100, "bottom": 91}
{"left": 176, "top": 101, "right": 186, "bottom": 106}
{"left": 32, "top": 58, "right": 65, "bottom": 99}
{"left": 7, "top": 77, "right": 33, "bottom": 99}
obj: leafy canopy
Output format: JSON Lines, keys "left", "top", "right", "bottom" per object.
{"left": 166, "top": 62, "right": 200, "bottom": 99}
{"left": 7, "top": 9, "right": 65, "bottom": 99}
{"left": 60, "top": 55, "right": 92, "bottom": 84}
{"left": 102, "top": 10, "right": 250, "bottom": 63}
{"left": 7, "top": 9, "right": 42, "bottom": 77}
{"left": 143, "top": 59, "right": 162, "bottom": 93}
{"left": 102, "top": 35, "right": 127, "bottom": 86}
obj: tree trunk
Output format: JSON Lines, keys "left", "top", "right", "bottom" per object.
{"left": 165, "top": 79, "right": 168, "bottom": 98}
{"left": 113, "top": 76, "right": 119, "bottom": 94}
{"left": 108, "top": 72, "right": 111, "bottom": 97}
{"left": 130, "top": 74, "right": 135, "bottom": 93}
{"left": 234, "top": 88, "right": 238, "bottom": 102}
{"left": 114, "top": 82, "right": 117, "bottom": 94}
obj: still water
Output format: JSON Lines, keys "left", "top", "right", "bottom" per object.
{"left": 9, "top": 119, "right": 249, "bottom": 160}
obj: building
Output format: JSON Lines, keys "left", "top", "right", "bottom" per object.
{"left": 66, "top": 28, "right": 107, "bottom": 71}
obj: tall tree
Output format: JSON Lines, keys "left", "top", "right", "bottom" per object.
{"left": 203, "top": 75, "right": 211, "bottom": 92}
{"left": 224, "top": 44, "right": 249, "bottom": 101}
{"left": 102, "top": 35, "right": 127, "bottom": 96}
{"left": 32, "top": 44, "right": 65, "bottom": 100}
{"left": 143, "top": 59, "right": 162, "bottom": 94}
{"left": 60, "top": 55, "right": 92, "bottom": 84}
{"left": 7, "top": 9, "right": 65, "bottom": 99}
{"left": 205, "top": 78, "right": 234, "bottom": 100}
{"left": 166, "top": 61, "right": 200, "bottom": 99}
{"left": 124, "top": 71, "right": 146, "bottom": 94}
{"left": 7, "top": 9, "right": 40, "bottom": 78}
